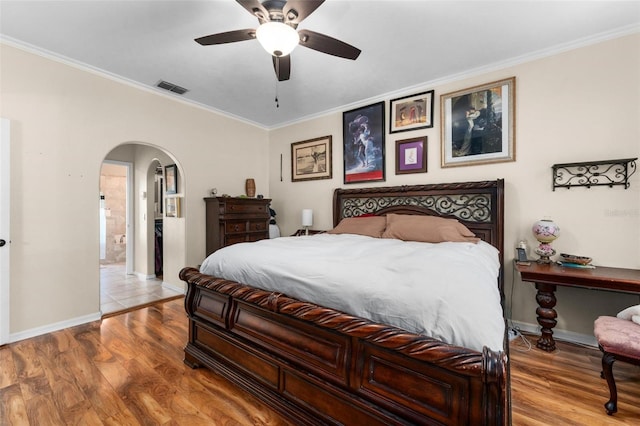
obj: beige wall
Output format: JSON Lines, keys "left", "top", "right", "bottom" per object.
{"left": 1, "top": 43, "right": 269, "bottom": 336}
{"left": 269, "top": 33, "right": 640, "bottom": 341}
{"left": 2, "top": 33, "right": 639, "bottom": 344}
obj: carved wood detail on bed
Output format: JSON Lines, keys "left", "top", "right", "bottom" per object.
{"left": 181, "top": 267, "right": 508, "bottom": 425}
{"left": 182, "top": 179, "right": 509, "bottom": 425}
{"left": 181, "top": 267, "right": 503, "bottom": 375}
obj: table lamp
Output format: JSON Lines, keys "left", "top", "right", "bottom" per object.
{"left": 532, "top": 218, "right": 560, "bottom": 263}
{"left": 302, "top": 209, "right": 313, "bottom": 235}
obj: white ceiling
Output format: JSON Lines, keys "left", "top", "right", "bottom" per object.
{"left": 1, "top": 1, "right": 639, "bottom": 129}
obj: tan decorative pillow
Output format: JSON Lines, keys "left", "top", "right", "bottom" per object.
{"left": 381, "top": 213, "right": 480, "bottom": 243}
{"left": 326, "top": 216, "right": 386, "bottom": 238}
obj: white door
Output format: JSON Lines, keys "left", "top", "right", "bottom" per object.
{"left": 0, "top": 118, "right": 10, "bottom": 344}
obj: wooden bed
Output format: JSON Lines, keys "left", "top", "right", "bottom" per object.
{"left": 180, "top": 179, "right": 510, "bottom": 425}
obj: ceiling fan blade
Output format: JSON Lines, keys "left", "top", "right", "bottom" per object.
{"left": 283, "top": 0, "right": 325, "bottom": 25}
{"left": 195, "top": 29, "right": 256, "bottom": 46}
{"left": 273, "top": 55, "right": 291, "bottom": 81}
{"left": 237, "top": 0, "right": 270, "bottom": 23}
{"left": 298, "top": 29, "right": 361, "bottom": 60}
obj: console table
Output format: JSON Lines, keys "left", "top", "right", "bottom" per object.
{"left": 515, "top": 262, "right": 640, "bottom": 351}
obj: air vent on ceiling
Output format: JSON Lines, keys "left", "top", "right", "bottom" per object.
{"left": 156, "top": 80, "right": 188, "bottom": 95}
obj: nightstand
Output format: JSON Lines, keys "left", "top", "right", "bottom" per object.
{"left": 291, "top": 229, "right": 325, "bottom": 236}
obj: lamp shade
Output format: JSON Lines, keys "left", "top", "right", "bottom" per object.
{"left": 301, "top": 209, "right": 313, "bottom": 227}
{"left": 532, "top": 219, "right": 560, "bottom": 243}
{"left": 255, "top": 22, "right": 299, "bottom": 57}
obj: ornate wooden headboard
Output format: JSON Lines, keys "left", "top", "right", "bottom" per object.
{"left": 333, "top": 179, "right": 505, "bottom": 300}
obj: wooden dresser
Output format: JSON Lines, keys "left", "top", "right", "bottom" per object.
{"left": 204, "top": 197, "right": 271, "bottom": 256}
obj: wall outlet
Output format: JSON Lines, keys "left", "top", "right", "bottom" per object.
{"left": 508, "top": 328, "right": 520, "bottom": 341}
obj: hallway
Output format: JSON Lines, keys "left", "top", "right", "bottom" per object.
{"left": 100, "top": 263, "right": 183, "bottom": 316}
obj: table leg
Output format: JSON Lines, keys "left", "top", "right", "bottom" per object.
{"left": 534, "top": 282, "right": 558, "bottom": 351}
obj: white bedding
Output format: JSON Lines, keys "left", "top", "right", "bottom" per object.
{"left": 200, "top": 234, "right": 505, "bottom": 352}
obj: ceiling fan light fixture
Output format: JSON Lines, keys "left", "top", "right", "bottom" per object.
{"left": 256, "top": 22, "right": 299, "bottom": 57}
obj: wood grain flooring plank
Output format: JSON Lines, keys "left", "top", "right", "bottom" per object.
{"left": 0, "top": 383, "right": 29, "bottom": 425}
{"left": 132, "top": 357, "right": 260, "bottom": 426}
{"left": 0, "top": 345, "right": 18, "bottom": 389}
{"left": 24, "top": 394, "right": 65, "bottom": 426}
{"left": 36, "top": 349, "right": 88, "bottom": 413}
{"left": 62, "top": 345, "right": 141, "bottom": 425}
{"left": 11, "top": 340, "right": 52, "bottom": 403}
{"left": 188, "top": 365, "right": 293, "bottom": 426}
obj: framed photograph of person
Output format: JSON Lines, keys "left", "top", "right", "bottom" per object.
{"left": 389, "top": 90, "right": 434, "bottom": 133}
{"left": 291, "top": 135, "right": 333, "bottom": 182}
{"left": 165, "top": 164, "right": 178, "bottom": 194}
{"left": 342, "top": 101, "right": 385, "bottom": 184}
{"left": 395, "top": 137, "right": 427, "bottom": 175}
{"left": 440, "top": 77, "right": 516, "bottom": 168}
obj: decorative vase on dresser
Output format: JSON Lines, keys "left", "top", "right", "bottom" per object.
{"left": 245, "top": 178, "right": 256, "bottom": 198}
{"left": 204, "top": 196, "right": 271, "bottom": 257}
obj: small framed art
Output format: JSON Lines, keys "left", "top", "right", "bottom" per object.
{"left": 440, "top": 77, "right": 515, "bottom": 167}
{"left": 390, "top": 90, "right": 434, "bottom": 133}
{"left": 343, "top": 101, "right": 385, "bottom": 184}
{"left": 291, "top": 135, "right": 332, "bottom": 182}
{"left": 396, "top": 137, "right": 427, "bottom": 174}
{"left": 165, "top": 164, "right": 178, "bottom": 194}
{"left": 165, "top": 197, "right": 181, "bottom": 218}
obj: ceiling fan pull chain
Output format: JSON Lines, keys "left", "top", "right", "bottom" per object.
{"left": 275, "top": 80, "right": 279, "bottom": 108}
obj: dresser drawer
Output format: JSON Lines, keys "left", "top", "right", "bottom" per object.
{"left": 249, "top": 220, "right": 267, "bottom": 232}
{"left": 247, "top": 233, "right": 268, "bottom": 242}
{"left": 225, "top": 234, "right": 249, "bottom": 246}
{"left": 225, "top": 220, "right": 247, "bottom": 234}
{"left": 221, "top": 200, "right": 268, "bottom": 215}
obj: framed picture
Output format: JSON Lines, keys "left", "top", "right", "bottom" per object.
{"left": 440, "top": 77, "right": 515, "bottom": 167}
{"left": 291, "top": 135, "right": 333, "bottom": 182}
{"left": 343, "top": 101, "right": 385, "bottom": 184}
{"left": 389, "top": 90, "right": 434, "bottom": 133}
{"left": 165, "top": 197, "right": 181, "bottom": 218}
{"left": 165, "top": 164, "right": 178, "bottom": 194}
{"left": 395, "top": 137, "right": 427, "bottom": 174}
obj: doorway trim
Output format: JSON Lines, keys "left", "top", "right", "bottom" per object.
{"left": 0, "top": 118, "right": 10, "bottom": 345}
{"left": 101, "top": 160, "right": 134, "bottom": 275}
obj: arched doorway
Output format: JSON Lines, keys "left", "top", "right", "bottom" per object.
{"left": 99, "top": 143, "right": 185, "bottom": 316}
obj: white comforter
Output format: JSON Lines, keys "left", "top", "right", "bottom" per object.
{"left": 200, "top": 234, "right": 505, "bottom": 352}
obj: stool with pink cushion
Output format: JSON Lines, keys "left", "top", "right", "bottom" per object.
{"left": 593, "top": 315, "right": 640, "bottom": 415}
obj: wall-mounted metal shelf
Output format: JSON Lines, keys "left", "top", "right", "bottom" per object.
{"left": 552, "top": 158, "right": 637, "bottom": 190}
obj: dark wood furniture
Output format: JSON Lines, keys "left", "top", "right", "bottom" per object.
{"left": 204, "top": 197, "right": 271, "bottom": 257}
{"left": 516, "top": 262, "right": 640, "bottom": 352}
{"left": 182, "top": 180, "right": 509, "bottom": 425}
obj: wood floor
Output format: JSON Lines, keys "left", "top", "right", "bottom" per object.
{"left": 1, "top": 298, "right": 639, "bottom": 425}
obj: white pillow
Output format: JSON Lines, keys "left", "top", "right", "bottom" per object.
{"left": 616, "top": 305, "right": 640, "bottom": 324}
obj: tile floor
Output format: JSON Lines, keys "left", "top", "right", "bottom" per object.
{"left": 100, "top": 263, "right": 183, "bottom": 315}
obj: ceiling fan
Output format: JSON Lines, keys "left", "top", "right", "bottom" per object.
{"left": 195, "top": 0, "right": 361, "bottom": 81}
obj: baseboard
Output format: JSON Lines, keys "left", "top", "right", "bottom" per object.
{"left": 510, "top": 320, "right": 598, "bottom": 348}
{"left": 8, "top": 311, "right": 102, "bottom": 344}
{"left": 134, "top": 271, "right": 156, "bottom": 280}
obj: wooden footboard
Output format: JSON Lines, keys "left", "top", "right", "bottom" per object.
{"left": 181, "top": 267, "right": 510, "bottom": 425}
